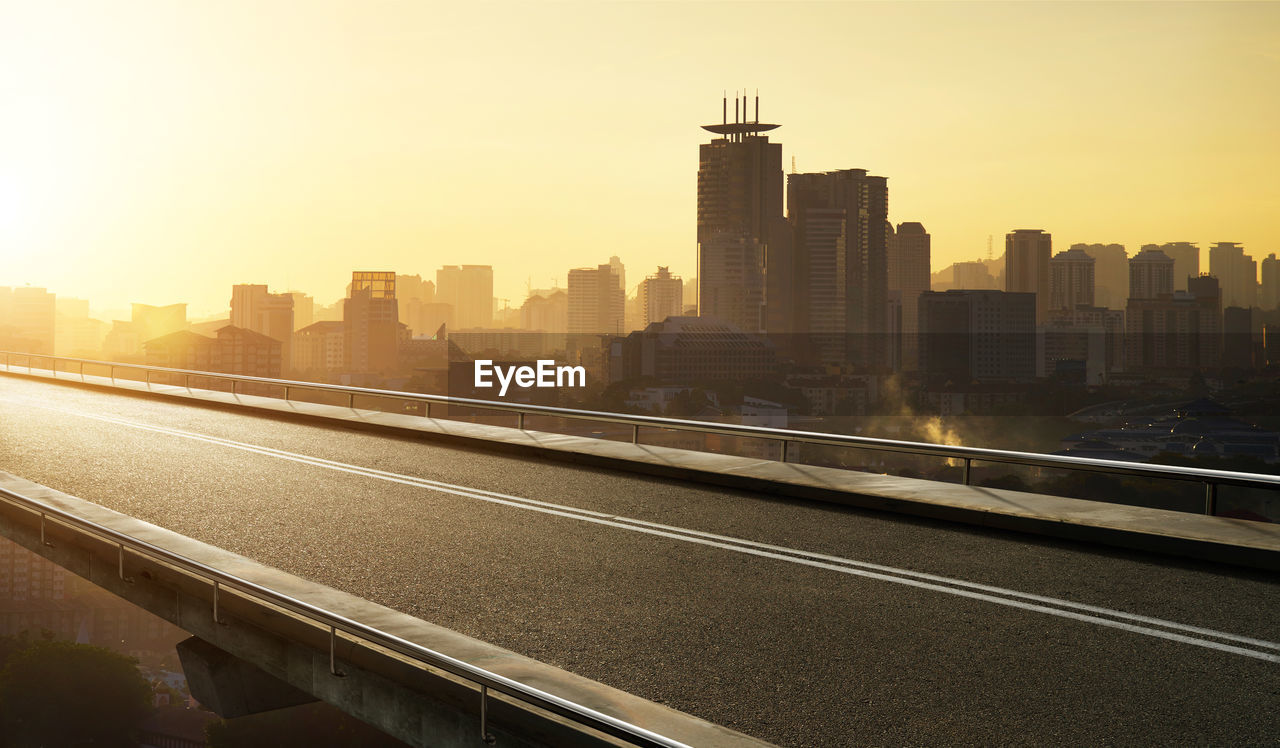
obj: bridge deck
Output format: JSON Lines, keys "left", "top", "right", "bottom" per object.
{"left": 1, "top": 375, "right": 1277, "bottom": 746}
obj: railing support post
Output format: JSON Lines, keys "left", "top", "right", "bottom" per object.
{"left": 349, "top": 393, "right": 355, "bottom": 408}
{"left": 480, "top": 685, "right": 496, "bottom": 745}
{"left": 518, "top": 412, "right": 525, "bottom": 430}
{"left": 425, "top": 401, "right": 431, "bottom": 419}
{"left": 79, "top": 361, "right": 85, "bottom": 381}
{"left": 962, "top": 458, "right": 971, "bottom": 486}
{"left": 213, "top": 580, "right": 228, "bottom": 625}
{"left": 632, "top": 424, "right": 639, "bottom": 443}
{"left": 1204, "top": 482, "right": 1217, "bottom": 515}
{"left": 117, "top": 544, "right": 133, "bottom": 583}
{"left": 329, "top": 626, "right": 345, "bottom": 677}
{"left": 780, "top": 440, "right": 789, "bottom": 463}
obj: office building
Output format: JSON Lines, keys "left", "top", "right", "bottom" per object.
{"left": 889, "top": 222, "right": 930, "bottom": 370}
{"left": 520, "top": 290, "right": 567, "bottom": 333}
{"left": 1125, "top": 275, "right": 1221, "bottom": 372}
{"left": 1261, "top": 254, "right": 1280, "bottom": 311}
{"left": 1074, "top": 244, "right": 1128, "bottom": 309}
{"left": 344, "top": 271, "right": 400, "bottom": 373}
{"left": 1129, "top": 248, "right": 1175, "bottom": 300}
{"left": 1145, "top": 242, "right": 1199, "bottom": 291}
{"left": 0, "top": 286, "right": 55, "bottom": 354}
{"left": 788, "top": 168, "right": 890, "bottom": 366}
{"left": 1209, "top": 243, "right": 1258, "bottom": 309}
{"left": 952, "top": 262, "right": 998, "bottom": 290}
{"left": 1049, "top": 248, "right": 1095, "bottom": 311}
{"left": 1041, "top": 306, "right": 1125, "bottom": 384}
{"left": 1006, "top": 230, "right": 1052, "bottom": 323}
{"left": 919, "top": 290, "right": 1036, "bottom": 383}
{"left": 291, "top": 320, "right": 346, "bottom": 375}
{"left": 568, "top": 264, "right": 625, "bottom": 335}
{"left": 230, "top": 284, "right": 294, "bottom": 366}
{"left": 436, "top": 265, "right": 493, "bottom": 329}
{"left": 608, "top": 317, "right": 778, "bottom": 384}
{"left": 639, "top": 267, "right": 684, "bottom": 328}
{"left": 696, "top": 94, "right": 787, "bottom": 333}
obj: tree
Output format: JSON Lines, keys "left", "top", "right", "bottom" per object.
{"left": 0, "top": 639, "right": 151, "bottom": 748}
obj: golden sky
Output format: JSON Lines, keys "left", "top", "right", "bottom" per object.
{"left": 1, "top": 1, "right": 1277, "bottom": 317}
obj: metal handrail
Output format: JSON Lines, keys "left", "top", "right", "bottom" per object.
{"left": 4, "top": 351, "right": 1279, "bottom": 513}
{"left": 0, "top": 483, "right": 690, "bottom": 748}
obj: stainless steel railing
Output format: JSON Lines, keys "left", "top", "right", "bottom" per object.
{"left": 0, "top": 481, "right": 690, "bottom": 748}
{"left": 4, "top": 351, "right": 1279, "bottom": 515}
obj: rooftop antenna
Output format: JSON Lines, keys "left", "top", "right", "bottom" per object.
{"left": 755, "top": 89, "right": 759, "bottom": 124}
{"left": 722, "top": 91, "right": 726, "bottom": 126}
{"left": 986, "top": 235, "right": 993, "bottom": 261}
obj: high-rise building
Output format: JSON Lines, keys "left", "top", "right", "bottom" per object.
{"left": 291, "top": 321, "right": 346, "bottom": 375}
{"left": 1209, "top": 242, "right": 1258, "bottom": 309}
{"left": 918, "top": 290, "right": 1036, "bottom": 383}
{"left": 520, "top": 290, "right": 568, "bottom": 333}
{"left": 1005, "top": 230, "right": 1052, "bottom": 323}
{"left": 287, "top": 292, "right": 315, "bottom": 331}
{"left": 889, "top": 222, "right": 930, "bottom": 370}
{"left": 230, "top": 284, "right": 294, "bottom": 365}
{"left": 436, "top": 265, "right": 493, "bottom": 329}
{"left": 952, "top": 262, "right": 998, "bottom": 290}
{"left": 1143, "top": 242, "right": 1199, "bottom": 291}
{"left": 608, "top": 317, "right": 778, "bottom": 384}
{"left": 1073, "top": 244, "right": 1128, "bottom": 310}
{"left": 639, "top": 267, "right": 684, "bottom": 328}
{"left": 1041, "top": 305, "right": 1125, "bottom": 384}
{"left": 696, "top": 95, "right": 787, "bottom": 333}
{"left": 53, "top": 297, "right": 107, "bottom": 357}
{"left": 788, "top": 169, "right": 890, "bottom": 367}
{"left": 1129, "top": 248, "right": 1175, "bottom": 300}
{"left": 0, "top": 287, "right": 56, "bottom": 354}
{"left": 1261, "top": 254, "right": 1280, "bottom": 311}
{"left": 567, "top": 264, "right": 625, "bottom": 335}
{"left": 1125, "top": 276, "right": 1221, "bottom": 372}
{"left": 1049, "top": 248, "right": 1095, "bottom": 311}
{"left": 344, "top": 271, "right": 400, "bottom": 373}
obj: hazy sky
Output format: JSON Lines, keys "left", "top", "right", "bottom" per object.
{"left": 2, "top": 1, "right": 1278, "bottom": 317}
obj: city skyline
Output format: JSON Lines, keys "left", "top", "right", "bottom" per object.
{"left": 2, "top": 2, "right": 1279, "bottom": 316}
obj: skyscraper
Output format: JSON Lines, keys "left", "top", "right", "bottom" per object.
{"left": 230, "top": 284, "right": 295, "bottom": 365}
{"left": 639, "top": 267, "right": 684, "bottom": 328}
{"left": 1072, "top": 244, "right": 1128, "bottom": 309}
{"left": 918, "top": 290, "right": 1036, "bottom": 383}
{"left": 1048, "top": 248, "right": 1095, "bottom": 311}
{"left": 1261, "top": 254, "right": 1280, "bottom": 311}
{"left": 344, "top": 271, "right": 400, "bottom": 374}
{"left": 788, "top": 168, "right": 890, "bottom": 367}
{"left": 696, "top": 94, "right": 786, "bottom": 333}
{"left": 436, "top": 265, "right": 494, "bottom": 329}
{"left": 1005, "top": 230, "right": 1052, "bottom": 323}
{"left": 1128, "top": 248, "right": 1175, "bottom": 300}
{"left": 1208, "top": 242, "right": 1258, "bottom": 309}
{"left": 567, "top": 264, "right": 624, "bottom": 335}
{"left": 889, "top": 222, "right": 930, "bottom": 370}
{"left": 1148, "top": 242, "right": 1199, "bottom": 291}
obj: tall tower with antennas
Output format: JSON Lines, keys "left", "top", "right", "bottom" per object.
{"left": 696, "top": 91, "right": 788, "bottom": 333}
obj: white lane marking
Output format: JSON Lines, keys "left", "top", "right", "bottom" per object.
{"left": 16, "top": 399, "right": 1280, "bottom": 663}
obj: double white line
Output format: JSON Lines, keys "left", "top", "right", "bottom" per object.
{"left": 32, "top": 403, "right": 1280, "bottom": 664}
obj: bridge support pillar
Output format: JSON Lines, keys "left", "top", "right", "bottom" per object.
{"left": 177, "top": 636, "right": 318, "bottom": 718}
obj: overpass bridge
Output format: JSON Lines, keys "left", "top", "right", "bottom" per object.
{"left": 0, "top": 354, "right": 1278, "bottom": 746}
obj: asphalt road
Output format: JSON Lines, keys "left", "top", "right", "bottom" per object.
{"left": 1, "top": 374, "right": 1277, "bottom": 747}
